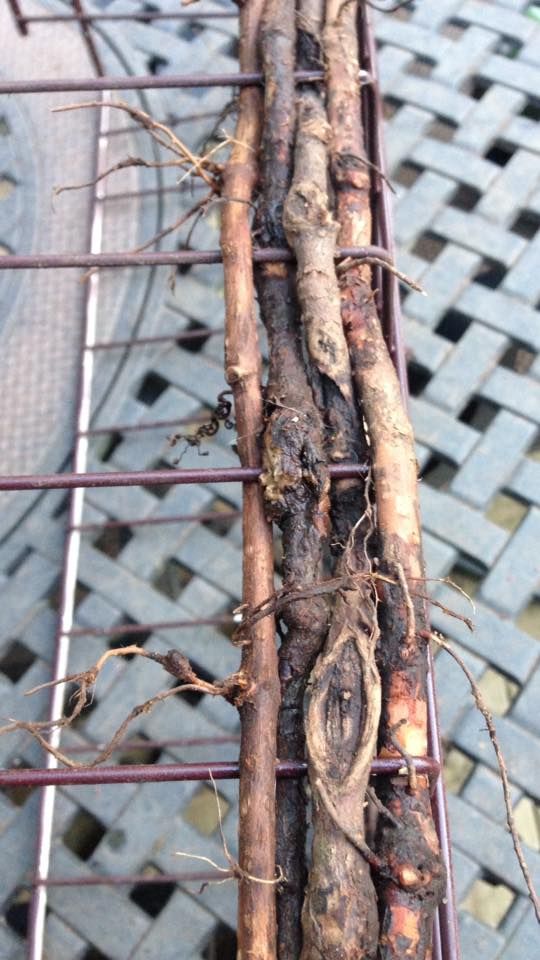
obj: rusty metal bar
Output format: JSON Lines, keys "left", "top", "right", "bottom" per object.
{"left": 72, "top": 509, "right": 241, "bottom": 533}
{"left": 69, "top": 734, "right": 240, "bottom": 753}
{"left": 6, "top": 0, "right": 27, "bottom": 34}
{"left": 0, "top": 244, "right": 391, "bottom": 271}
{"left": 82, "top": 413, "right": 214, "bottom": 436}
{"left": 0, "top": 757, "right": 440, "bottom": 789}
{"left": 20, "top": 11, "right": 239, "bottom": 24}
{"left": 34, "top": 870, "right": 234, "bottom": 888}
{"left": 0, "top": 69, "right": 325, "bottom": 95}
{"left": 90, "top": 327, "right": 224, "bottom": 350}
{"left": 67, "top": 614, "right": 234, "bottom": 639}
{"left": 72, "top": 0, "right": 104, "bottom": 77}
{"left": 0, "top": 462, "right": 367, "bottom": 492}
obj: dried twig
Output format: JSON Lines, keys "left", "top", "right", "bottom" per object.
{"left": 220, "top": 2, "right": 281, "bottom": 956}
{"left": 1, "top": 647, "right": 246, "bottom": 769}
{"left": 429, "top": 631, "right": 540, "bottom": 924}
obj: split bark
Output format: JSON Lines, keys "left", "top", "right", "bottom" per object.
{"left": 220, "top": 3, "right": 280, "bottom": 957}
{"left": 257, "top": 4, "right": 330, "bottom": 957}
{"left": 324, "top": 3, "right": 446, "bottom": 957}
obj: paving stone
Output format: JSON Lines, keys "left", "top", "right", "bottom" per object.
{"left": 432, "top": 206, "right": 527, "bottom": 266}
{"left": 505, "top": 112, "right": 540, "bottom": 153}
{"left": 385, "top": 105, "right": 433, "bottom": 172}
{"left": 46, "top": 848, "right": 150, "bottom": 960}
{"left": 448, "top": 793, "right": 540, "bottom": 896}
{"left": 374, "top": 16, "right": 453, "bottom": 63}
{"left": 455, "top": 0, "right": 538, "bottom": 42}
{"left": 431, "top": 587, "right": 537, "bottom": 684}
{"left": 457, "top": 911, "right": 505, "bottom": 960}
{"left": 509, "top": 458, "right": 540, "bottom": 508}
{"left": 421, "top": 531, "right": 457, "bottom": 580}
{"left": 395, "top": 171, "right": 456, "bottom": 246}
{"left": 450, "top": 410, "right": 537, "bottom": 507}
{"left": 479, "top": 52, "right": 540, "bottom": 98}
{"left": 461, "top": 763, "right": 522, "bottom": 824}
{"left": 424, "top": 323, "right": 507, "bottom": 414}
{"left": 456, "top": 283, "right": 540, "bottom": 351}
{"left": 43, "top": 914, "right": 87, "bottom": 960}
{"left": 502, "top": 903, "right": 540, "bottom": 959}
{"left": 405, "top": 318, "right": 454, "bottom": 371}
{"left": 432, "top": 25, "right": 497, "bottom": 87}
{"left": 434, "top": 641, "right": 484, "bottom": 735}
{"left": 477, "top": 149, "right": 540, "bottom": 227}
{"left": 512, "top": 669, "right": 540, "bottom": 738}
{"left": 404, "top": 244, "right": 481, "bottom": 327}
{"left": 411, "top": 0, "right": 463, "bottom": 29}
{"left": 130, "top": 888, "right": 217, "bottom": 960}
{"left": 480, "top": 367, "right": 540, "bottom": 423}
{"left": 503, "top": 230, "right": 540, "bottom": 305}
{"left": 380, "top": 71, "right": 473, "bottom": 124}
{"left": 90, "top": 777, "right": 198, "bottom": 876}
{"left": 411, "top": 396, "right": 479, "bottom": 464}
{"left": 151, "top": 812, "right": 238, "bottom": 930}
{"left": 454, "top": 708, "right": 540, "bottom": 800}
{"left": 480, "top": 507, "right": 540, "bottom": 615}
{"left": 0, "top": 923, "right": 24, "bottom": 960}
{"left": 410, "top": 138, "right": 499, "bottom": 191}
{"left": 451, "top": 847, "right": 481, "bottom": 901}
{"left": 419, "top": 485, "right": 508, "bottom": 566}
{"left": 454, "top": 84, "right": 526, "bottom": 153}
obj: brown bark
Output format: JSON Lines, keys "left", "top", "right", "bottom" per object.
{"left": 282, "top": 12, "right": 381, "bottom": 955}
{"left": 324, "top": 4, "right": 446, "bottom": 957}
{"left": 221, "top": 3, "right": 280, "bottom": 957}
{"left": 257, "top": 4, "right": 330, "bottom": 957}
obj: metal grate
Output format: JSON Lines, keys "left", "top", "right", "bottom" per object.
{"left": 1, "top": 2, "right": 459, "bottom": 959}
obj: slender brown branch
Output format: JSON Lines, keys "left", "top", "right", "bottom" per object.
{"left": 256, "top": 3, "right": 330, "bottom": 955}
{"left": 52, "top": 99, "right": 221, "bottom": 187}
{"left": 429, "top": 631, "right": 540, "bottom": 923}
{"left": 324, "top": 2, "right": 445, "bottom": 955}
{"left": 220, "top": 3, "right": 280, "bottom": 957}
{"left": 2, "top": 647, "right": 246, "bottom": 770}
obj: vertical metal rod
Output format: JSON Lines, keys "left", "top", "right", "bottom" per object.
{"left": 27, "top": 95, "right": 110, "bottom": 960}
{"left": 6, "top": 0, "right": 28, "bottom": 35}
{"left": 72, "top": 0, "right": 105, "bottom": 77}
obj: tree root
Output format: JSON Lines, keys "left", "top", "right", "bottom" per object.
{"left": 1, "top": 646, "right": 248, "bottom": 770}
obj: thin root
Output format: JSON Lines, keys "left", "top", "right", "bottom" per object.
{"left": 430, "top": 631, "right": 540, "bottom": 923}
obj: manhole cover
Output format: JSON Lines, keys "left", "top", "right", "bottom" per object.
{"left": 0, "top": 0, "right": 170, "bottom": 540}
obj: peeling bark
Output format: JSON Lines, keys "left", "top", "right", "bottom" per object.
{"left": 221, "top": 3, "right": 280, "bottom": 957}
{"left": 257, "top": 4, "right": 330, "bottom": 956}
{"left": 324, "top": 3, "right": 446, "bottom": 957}
{"left": 279, "top": 7, "right": 382, "bottom": 956}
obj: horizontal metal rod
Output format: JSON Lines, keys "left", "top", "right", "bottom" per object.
{"left": 90, "top": 327, "right": 224, "bottom": 350}
{"left": 0, "top": 462, "right": 367, "bottom": 492}
{"left": 68, "top": 734, "right": 240, "bottom": 754}
{"left": 0, "top": 244, "right": 389, "bottom": 271}
{"left": 73, "top": 508, "right": 241, "bottom": 533}
{"left": 34, "top": 870, "right": 233, "bottom": 888}
{"left": 22, "top": 11, "right": 238, "bottom": 23}
{"left": 82, "top": 412, "right": 213, "bottom": 436}
{"left": 0, "top": 757, "right": 439, "bottom": 788}
{"left": 67, "top": 613, "right": 233, "bottom": 638}
{"left": 0, "top": 69, "right": 323, "bottom": 95}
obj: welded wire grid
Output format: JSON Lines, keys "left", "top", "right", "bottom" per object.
{"left": 0, "top": 2, "right": 458, "bottom": 959}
